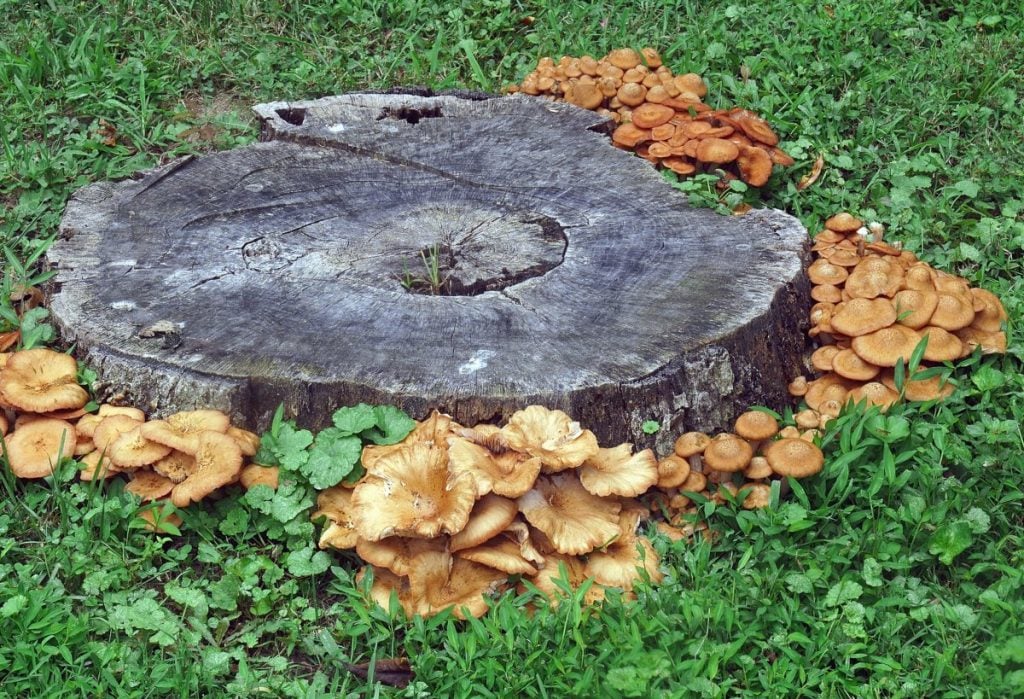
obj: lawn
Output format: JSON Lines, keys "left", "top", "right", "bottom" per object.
{"left": 1, "top": 1, "right": 1022, "bottom": 697}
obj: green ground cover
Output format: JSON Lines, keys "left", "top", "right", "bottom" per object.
{"left": 1, "top": 1, "right": 1022, "bottom": 696}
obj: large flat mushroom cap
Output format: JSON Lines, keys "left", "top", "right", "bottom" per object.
{"left": 352, "top": 442, "right": 476, "bottom": 541}
{"left": 3, "top": 418, "right": 77, "bottom": 478}
{"left": 0, "top": 348, "right": 88, "bottom": 413}
{"left": 450, "top": 494, "right": 519, "bottom": 552}
{"left": 578, "top": 443, "right": 659, "bottom": 497}
{"left": 516, "top": 473, "right": 621, "bottom": 555}
{"left": 170, "top": 431, "right": 243, "bottom": 506}
{"left": 408, "top": 549, "right": 507, "bottom": 620}
{"left": 502, "top": 406, "right": 599, "bottom": 473}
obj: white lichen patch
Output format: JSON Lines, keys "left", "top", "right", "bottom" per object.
{"left": 458, "top": 350, "right": 496, "bottom": 375}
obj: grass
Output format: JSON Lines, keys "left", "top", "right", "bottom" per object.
{"left": 1, "top": 0, "right": 1022, "bottom": 696}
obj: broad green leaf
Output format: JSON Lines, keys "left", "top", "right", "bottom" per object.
{"left": 332, "top": 403, "right": 378, "bottom": 436}
{"left": 302, "top": 431, "right": 362, "bottom": 489}
{"left": 362, "top": 405, "right": 416, "bottom": 445}
{"left": 928, "top": 521, "right": 974, "bottom": 564}
{"left": 285, "top": 546, "right": 331, "bottom": 576}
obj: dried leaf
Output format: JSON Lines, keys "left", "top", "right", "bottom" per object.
{"left": 345, "top": 657, "right": 414, "bottom": 688}
{"left": 797, "top": 154, "right": 825, "bottom": 190}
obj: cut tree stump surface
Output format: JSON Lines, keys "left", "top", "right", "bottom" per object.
{"left": 49, "top": 92, "right": 810, "bottom": 451}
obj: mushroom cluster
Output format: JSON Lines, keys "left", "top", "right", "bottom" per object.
{"left": 316, "top": 405, "right": 826, "bottom": 618}
{"left": 788, "top": 212, "right": 1008, "bottom": 424}
{"left": 0, "top": 347, "right": 263, "bottom": 530}
{"left": 506, "top": 47, "right": 793, "bottom": 185}
{"left": 315, "top": 407, "right": 666, "bottom": 618}
{"left": 647, "top": 409, "right": 824, "bottom": 533}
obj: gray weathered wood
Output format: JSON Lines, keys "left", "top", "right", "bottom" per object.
{"left": 49, "top": 92, "right": 810, "bottom": 452}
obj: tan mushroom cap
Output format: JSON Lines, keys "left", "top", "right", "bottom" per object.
{"left": 737, "top": 145, "right": 773, "bottom": 186}
{"left": 125, "top": 469, "right": 175, "bottom": 501}
{"left": 0, "top": 412, "right": 7, "bottom": 438}
{"left": 703, "top": 433, "right": 753, "bottom": 472}
{"left": 78, "top": 450, "right": 120, "bottom": 480}
{"left": 616, "top": 82, "right": 646, "bottom": 107}
{"left": 98, "top": 404, "right": 146, "bottom": 421}
{"left": 630, "top": 103, "right": 676, "bottom": 129}
{"left": 956, "top": 327, "right": 1006, "bottom": 355}
{"left": 517, "top": 473, "right": 622, "bottom": 555}
{"left": 892, "top": 289, "right": 939, "bottom": 329}
{"left": 458, "top": 536, "right": 540, "bottom": 577}
{"left": 734, "top": 410, "right": 779, "bottom": 442}
{"left": 968, "top": 288, "right": 1008, "bottom": 332}
{"left": 450, "top": 494, "right": 519, "bottom": 552}
{"left": 239, "top": 464, "right": 279, "bottom": 490}
{"left": 662, "top": 157, "right": 697, "bottom": 175}
{"left": 151, "top": 450, "right": 196, "bottom": 483}
{"left": 108, "top": 426, "right": 173, "bottom": 469}
{"left": 446, "top": 435, "right": 542, "bottom": 499}
{"left": 313, "top": 485, "right": 359, "bottom": 550}
{"left": 929, "top": 292, "right": 976, "bottom": 331}
{"left": 568, "top": 81, "right": 604, "bottom": 110}
{"left": 844, "top": 260, "right": 904, "bottom": 299}
{"left": 804, "top": 373, "right": 859, "bottom": 410}
{"left": 739, "top": 482, "right": 772, "bottom": 509}
{"left": 673, "top": 431, "right": 710, "bottom": 458}
{"left": 352, "top": 442, "right": 476, "bottom": 542}
{"left": 831, "top": 348, "right": 881, "bottom": 381}
{"left": 357, "top": 536, "right": 444, "bottom": 576}
{"left": 408, "top": 549, "right": 508, "bottom": 620}
{"left": 811, "top": 284, "right": 843, "bottom": 304}
{"left": 502, "top": 405, "right": 599, "bottom": 472}
{"left": 807, "top": 259, "right": 849, "bottom": 286}
{"left": 357, "top": 565, "right": 412, "bottom": 616}
{"left": 788, "top": 376, "right": 809, "bottom": 397}
{"left": 142, "top": 410, "right": 231, "bottom": 455}
{"left": 527, "top": 553, "right": 606, "bottom": 607}
{"left": 830, "top": 298, "right": 898, "bottom": 337}
{"left": 763, "top": 438, "right": 824, "bottom": 479}
{"left": 851, "top": 325, "right": 923, "bottom": 367}
{"left": 679, "top": 470, "right": 707, "bottom": 493}
{"left": 3, "top": 418, "right": 77, "bottom": 478}
{"left": 696, "top": 138, "right": 739, "bottom": 164}
{"left": 170, "top": 431, "right": 243, "bottom": 507}
{"left": 75, "top": 413, "right": 103, "bottom": 440}
{"left": 825, "top": 212, "right": 863, "bottom": 233}
{"left": 640, "top": 47, "right": 662, "bottom": 68}
{"left": 920, "top": 326, "right": 964, "bottom": 362}
{"left": 584, "top": 511, "right": 662, "bottom": 590}
{"left": 879, "top": 370, "right": 956, "bottom": 402}
{"left": 657, "top": 454, "right": 691, "bottom": 489}
{"left": 92, "top": 415, "right": 144, "bottom": 454}
{"left": 227, "top": 426, "right": 261, "bottom": 457}
{"left": 607, "top": 47, "right": 641, "bottom": 70}
{"left": 811, "top": 345, "right": 842, "bottom": 372}
{"left": 579, "top": 443, "right": 658, "bottom": 497}
{"left": 744, "top": 456, "right": 773, "bottom": 480}
{"left": 795, "top": 409, "right": 821, "bottom": 429}
{"left": 846, "top": 382, "right": 900, "bottom": 409}
{"left": 612, "top": 123, "right": 651, "bottom": 148}
{"left": 0, "top": 348, "right": 88, "bottom": 413}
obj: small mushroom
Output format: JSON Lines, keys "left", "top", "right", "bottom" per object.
{"left": 763, "top": 438, "right": 824, "bottom": 479}
{"left": 124, "top": 469, "right": 175, "bottom": 502}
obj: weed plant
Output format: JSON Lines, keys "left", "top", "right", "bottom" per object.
{"left": 1, "top": 1, "right": 1022, "bottom": 696}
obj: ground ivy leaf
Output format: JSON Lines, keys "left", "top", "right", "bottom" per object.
{"left": 825, "top": 580, "right": 863, "bottom": 607}
{"left": 286, "top": 546, "right": 332, "bottom": 577}
{"left": 218, "top": 506, "right": 250, "bottom": 537}
{"left": 963, "top": 507, "right": 991, "bottom": 534}
{"left": 0, "top": 594, "right": 28, "bottom": 618}
{"left": 303, "top": 432, "right": 362, "bottom": 489}
{"left": 929, "top": 521, "right": 974, "bottom": 564}
{"left": 274, "top": 423, "right": 313, "bottom": 472}
{"left": 361, "top": 405, "right": 416, "bottom": 445}
{"left": 332, "top": 404, "right": 378, "bottom": 436}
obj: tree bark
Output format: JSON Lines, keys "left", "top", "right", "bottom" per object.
{"left": 49, "top": 92, "right": 810, "bottom": 453}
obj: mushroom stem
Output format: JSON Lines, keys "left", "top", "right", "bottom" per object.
{"left": 687, "top": 454, "right": 703, "bottom": 474}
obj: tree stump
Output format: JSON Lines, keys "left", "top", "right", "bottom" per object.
{"left": 49, "top": 92, "right": 810, "bottom": 452}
